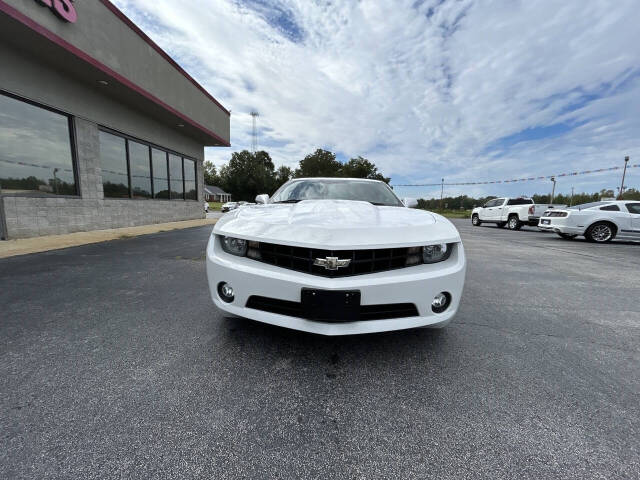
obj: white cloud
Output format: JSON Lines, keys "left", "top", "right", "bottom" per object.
{"left": 113, "top": 0, "right": 640, "bottom": 197}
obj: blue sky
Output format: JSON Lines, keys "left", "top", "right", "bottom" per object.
{"left": 113, "top": 0, "right": 639, "bottom": 199}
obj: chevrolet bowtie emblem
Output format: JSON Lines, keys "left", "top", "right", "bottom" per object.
{"left": 313, "top": 256, "right": 351, "bottom": 271}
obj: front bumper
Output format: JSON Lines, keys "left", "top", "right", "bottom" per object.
{"left": 206, "top": 236, "right": 466, "bottom": 335}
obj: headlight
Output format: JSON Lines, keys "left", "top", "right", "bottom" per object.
{"left": 405, "top": 243, "right": 454, "bottom": 265}
{"left": 219, "top": 236, "right": 248, "bottom": 256}
{"left": 422, "top": 243, "right": 450, "bottom": 263}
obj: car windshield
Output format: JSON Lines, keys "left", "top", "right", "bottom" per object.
{"left": 569, "top": 201, "right": 609, "bottom": 210}
{"left": 270, "top": 179, "right": 404, "bottom": 206}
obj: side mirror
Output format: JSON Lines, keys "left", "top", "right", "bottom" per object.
{"left": 403, "top": 197, "right": 418, "bottom": 208}
{"left": 255, "top": 194, "right": 269, "bottom": 204}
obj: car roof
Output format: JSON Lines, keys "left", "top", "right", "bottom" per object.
{"left": 289, "top": 177, "right": 383, "bottom": 183}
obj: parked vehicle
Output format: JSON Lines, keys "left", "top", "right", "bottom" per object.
{"left": 221, "top": 202, "right": 238, "bottom": 213}
{"left": 206, "top": 178, "right": 467, "bottom": 335}
{"left": 538, "top": 200, "right": 640, "bottom": 243}
{"left": 471, "top": 197, "right": 566, "bottom": 230}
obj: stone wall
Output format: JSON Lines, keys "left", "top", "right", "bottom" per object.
{"left": 1, "top": 118, "right": 204, "bottom": 239}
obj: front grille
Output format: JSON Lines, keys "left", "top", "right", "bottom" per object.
{"left": 245, "top": 295, "right": 419, "bottom": 322}
{"left": 546, "top": 211, "right": 568, "bottom": 217}
{"left": 247, "top": 242, "right": 414, "bottom": 277}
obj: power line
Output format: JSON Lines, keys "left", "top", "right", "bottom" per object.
{"left": 392, "top": 162, "right": 638, "bottom": 187}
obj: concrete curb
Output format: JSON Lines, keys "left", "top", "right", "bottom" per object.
{"left": 0, "top": 218, "right": 217, "bottom": 259}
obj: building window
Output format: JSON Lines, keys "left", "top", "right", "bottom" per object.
{"left": 184, "top": 158, "right": 197, "bottom": 200}
{"left": 99, "top": 130, "right": 129, "bottom": 198}
{"left": 152, "top": 148, "right": 169, "bottom": 199}
{"left": 169, "top": 154, "right": 184, "bottom": 200}
{"left": 98, "top": 128, "right": 197, "bottom": 201}
{"left": 129, "top": 141, "right": 152, "bottom": 199}
{"left": 0, "top": 92, "right": 77, "bottom": 196}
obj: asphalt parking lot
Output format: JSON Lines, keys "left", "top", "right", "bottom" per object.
{"left": 1, "top": 219, "right": 639, "bottom": 479}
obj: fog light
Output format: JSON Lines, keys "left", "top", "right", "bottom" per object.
{"left": 431, "top": 292, "right": 451, "bottom": 313}
{"left": 218, "top": 282, "right": 234, "bottom": 303}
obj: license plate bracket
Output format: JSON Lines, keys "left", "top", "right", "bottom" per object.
{"left": 301, "top": 288, "right": 361, "bottom": 322}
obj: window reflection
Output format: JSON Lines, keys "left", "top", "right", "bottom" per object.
{"left": 184, "top": 159, "right": 197, "bottom": 200}
{"left": 99, "top": 131, "right": 129, "bottom": 198}
{"left": 169, "top": 154, "right": 183, "bottom": 200}
{"left": 97, "top": 128, "right": 196, "bottom": 202}
{"left": 152, "top": 149, "right": 169, "bottom": 199}
{"left": 129, "top": 141, "right": 151, "bottom": 199}
{"left": 0, "top": 93, "right": 77, "bottom": 196}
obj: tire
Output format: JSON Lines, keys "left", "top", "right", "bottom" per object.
{"left": 557, "top": 233, "right": 578, "bottom": 240}
{"left": 507, "top": 215, "right": 522, "bottom": 230}
{"left": 497, "top": 222, "right": 506, "bottom": 228}
{"left": 585, "top": 222, "right": 615, "bottom": 243}
{"left": 472, "top": 214, "right": 481, "bottom": 226}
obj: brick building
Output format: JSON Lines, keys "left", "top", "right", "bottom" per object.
{"left": 0, "top": 0, "right": 230, "bottom": 239}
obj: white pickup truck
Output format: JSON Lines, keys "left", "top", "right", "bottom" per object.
{"left": 471, "top": 197, "right": 566, "bottom": 230}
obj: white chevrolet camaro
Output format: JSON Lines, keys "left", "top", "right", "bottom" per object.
{"left": 539, "top": 200, "right": 640, "bottom": 242}
{"left": 206, "top": 178, "right": 466, "bottom": 335}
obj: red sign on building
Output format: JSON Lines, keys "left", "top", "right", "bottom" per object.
{"left": 35, "top": 0, "right": 77, "bottom": 23}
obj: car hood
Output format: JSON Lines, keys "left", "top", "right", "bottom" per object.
{"left": 213, "top": 200, "right": 461, "bottom": 248}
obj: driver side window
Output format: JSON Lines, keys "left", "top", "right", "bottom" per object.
{"left": 626, "top": 203, "right": 640, "bottom": 214}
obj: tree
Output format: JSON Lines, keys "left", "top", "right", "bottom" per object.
{"left": 219, "top": 150, "right": 277, "bottom": 201}
{"left": 295, "top": 149, "right": 342, "bottom": 178}
{"left": 342, "top": 156, "right": 390, "bottom": 183}
{"left": 621, "top": 188, "right": 640, "bottom": 200}
{"left": 275, "top": 165, "right": 293, "bottom": 189}
{"left": 203, "top": 161, "right": 220, "bottom": 186}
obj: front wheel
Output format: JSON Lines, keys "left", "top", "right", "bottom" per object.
{"left": 557, "top": 233, "right": 577, "bottom": 240}
{"left": 585, "top": 222, "right": 615, "bottom": 243}
{"left": 472, "top": 214, "right": 481, "bottom": 226}
{"left": 507, "top": 215, "right": 522, "bottom": 230}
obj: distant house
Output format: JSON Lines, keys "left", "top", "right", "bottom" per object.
{"left": 204, "top": 185, "right": 231, "bottom": 202}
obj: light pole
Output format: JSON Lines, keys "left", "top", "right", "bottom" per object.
{"left": 618, "top": 156, "right": 629, "bottom": 199}
{"left": 439, "top": 178, "right": 444, "bottom": 210}
{"left": 0, "top": 181, "right": 6, "bottom": 239}
{"left": 550, "top": 176, "right": 556, "bottom": 204}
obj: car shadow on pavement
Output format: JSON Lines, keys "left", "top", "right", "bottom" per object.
{"left": 548, "top": 237, "right": 640, "bottom": 246}
{"left": 222, "top": 314, "right": 446, "bottom": 343}
{"left": 218, "top": 315, "right": 449, "bottom": 378}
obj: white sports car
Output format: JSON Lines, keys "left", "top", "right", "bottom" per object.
{"left": 206, "top": 178, "right": 466, "bottom": 335}
{"left": 538, "top": 200, "right": 640, "bottom": 242}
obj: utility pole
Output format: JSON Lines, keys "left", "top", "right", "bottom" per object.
{"left": 440, "top": 178, "right": 444, "bottom": 210}
{"left": 53, "top": 168, "right": 59, "bottom": 195}
{"left": 618, "top": 156, "right": 629, "bottom": 199}
{"left": 550, "top": 176, "right": 556, "bottom": 204}
{"left": 570, "top": 187, "right": 574, "bottom": 207}
{"left": 250, "top": 111, "right": 259, "bottom": 153}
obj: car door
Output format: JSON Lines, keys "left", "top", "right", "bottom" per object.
{"left": 489, "top": 198, "right": 505, "bottom": 220}
{"left": 495, "top": 198, "right": 508, "bottom": 221}
{"left": 479, "top": 199, "right": 496, "bottom": 220}
{"left": 626, "top": 203, "right": 640, "bottom": 236}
